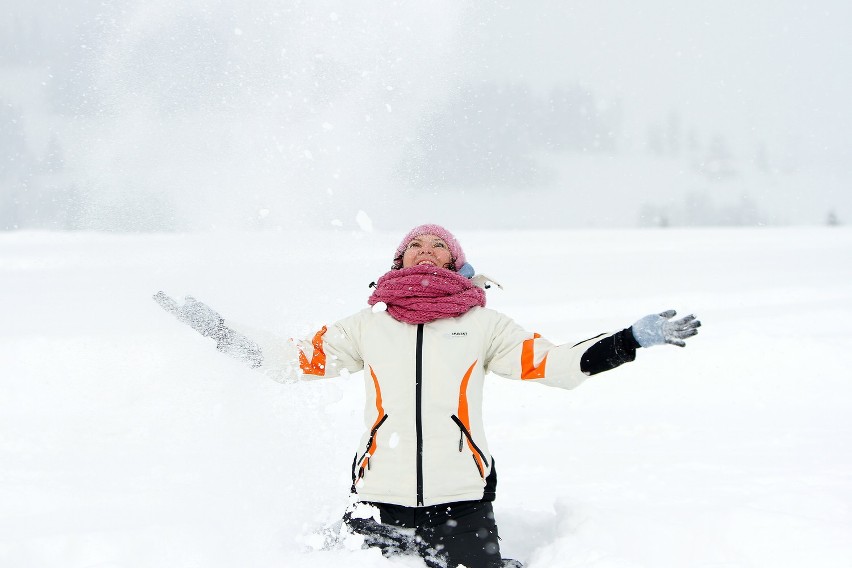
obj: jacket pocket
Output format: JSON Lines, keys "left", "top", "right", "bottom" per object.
{"left": 352, "top": 413, "right": 389, "bottom": 487}
{"left": 450, "top": 414, "right": 489, "bottom": 479}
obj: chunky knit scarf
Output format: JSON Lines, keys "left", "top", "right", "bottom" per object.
{"left": 367, "top": 265, "right": 486, "bottom": 324}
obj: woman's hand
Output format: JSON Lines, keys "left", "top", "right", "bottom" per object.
{"left": 153, "top": 291, "right": 263, "bottom": 368}
{"left": 631, "top": 310, "right": 701, "bottom": 348}
{"left": 153, "top": 292, "right": 225, "bottom": 338}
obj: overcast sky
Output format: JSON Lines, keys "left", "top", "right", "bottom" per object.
{"left": 461, "top": 1, "right": 852, "bottom": 163}
{"left": 2, "top": 1, "right": 850, "bottom": 230}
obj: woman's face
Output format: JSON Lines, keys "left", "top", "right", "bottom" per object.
{"left": 401, "top": 234, "right": 453, "bottom": 269}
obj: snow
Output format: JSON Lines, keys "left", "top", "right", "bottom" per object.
{"left": 2, "top": 227, "right": 851, "bottom": 567}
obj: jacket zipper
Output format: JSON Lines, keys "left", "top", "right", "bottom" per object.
{"left": 354, "top": 413, "right": 389, "bottom": 483}
{"left": 450, "top": 414, "right": 490, "bottom": 477}
{"left": 415, "top": 323, "right": 424, "bottom": 506}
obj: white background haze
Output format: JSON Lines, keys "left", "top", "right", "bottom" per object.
{"left": 1, "top": 1, "right": 851, "bottom": 231}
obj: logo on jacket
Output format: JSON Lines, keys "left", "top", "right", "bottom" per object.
{"left": 445, "top": 331, "right": 468, "bottom": 337}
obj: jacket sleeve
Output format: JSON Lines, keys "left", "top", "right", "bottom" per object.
{"left": 483, "top": 312, "right": 639, "bottom": 390}
{"left": 227, "top": 310, "right": 366, "bottom": 383}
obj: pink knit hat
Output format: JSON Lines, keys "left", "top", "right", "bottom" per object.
{"left": 392, "top": 224, "right": 467, "bottom": 271}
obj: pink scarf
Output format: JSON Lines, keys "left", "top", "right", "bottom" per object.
{"left": 368, "top": 265, "right": 486, "bottom": 324}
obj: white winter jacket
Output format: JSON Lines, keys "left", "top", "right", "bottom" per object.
{"left": 256, "top": 306, "right": 638, "bottom": 508}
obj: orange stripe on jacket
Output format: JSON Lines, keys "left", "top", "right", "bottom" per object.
{"left": 368, "top": 365, "right": 385, "bottom": 428}
{"left": 521, "top": 333, "right": 547, "bottom": 380}
{"left": 457, "top": 360, "right": 485, "bottom": 477}
{"left": 457, "top": 360, "right": 478, "bottom": 428}
{"left": 360, "top": 366, "right": 386, "bottom": 471}
{"left": 299, "top": 325, "right": 328, "bottom": 375}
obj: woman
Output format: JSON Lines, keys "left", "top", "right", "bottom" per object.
{"left": 154, "top": 224, "right": 700, "bottom": 568}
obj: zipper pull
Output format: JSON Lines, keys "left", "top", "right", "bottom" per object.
{"left": 458, "top": 429, "right": 464, "bottom": 452}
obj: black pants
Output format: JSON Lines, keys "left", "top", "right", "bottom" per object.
{"left": 344, "top": 500, "right": 503, "bottom": 568}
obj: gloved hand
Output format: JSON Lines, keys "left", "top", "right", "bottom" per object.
{"left": 154, "top": 291, "right": 227, "bottom": 339}
{"left": 153, "top": 291, "right": 264, "bottom": 368}
{"left": 631, "top": 309, "right": 701, "bottom": 348}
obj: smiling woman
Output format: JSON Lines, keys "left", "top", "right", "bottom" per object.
{"left": 403, "top": 235, "right": 453, "bottom": 269}
{"left": 153, "top": 223, "right": 701, "bottom": 568}
{"left": 393, "top": 224, "right": 467, "bottom": 272}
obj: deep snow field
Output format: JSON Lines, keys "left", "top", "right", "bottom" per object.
{"left": 2, "top": 226, "right": 851, "bottom": 568}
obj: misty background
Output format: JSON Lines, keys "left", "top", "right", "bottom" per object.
{"left": 2, "top": 0, "right": 850, "bottom": 232}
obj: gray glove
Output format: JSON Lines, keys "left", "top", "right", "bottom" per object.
{"left": 631, "top": 309, "right": 701, "bottom": 348}
{"left": 153, "top": 291, "right": 264, "bottom": 368}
